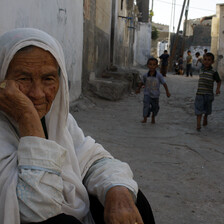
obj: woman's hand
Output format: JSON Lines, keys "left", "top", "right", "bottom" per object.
{"left": 0, "top": 80, "right": 35, "bottom": 121}
{"left": 104, "top": 186, "right": 143, "bottom": 224}
{"left": 0, "top": 80, "right": 45, "bottom": 138}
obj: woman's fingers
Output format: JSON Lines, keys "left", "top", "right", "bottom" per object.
{"left": 0, "top": 81, "right": 7, "bottom": 89}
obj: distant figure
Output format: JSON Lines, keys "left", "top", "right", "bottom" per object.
{"left": 186, "top": 50, "right": 193, "bottom": 77}
{"left": 194, "top": 52, "right": 222, "bottom": 131}
{"left": 159, "top": 50, "right": 169, "bottom": 77}
{"left": 177, "top": 55, "right": 184, "bottom": 75}
{"left": 136, "top": 57, "right": 171, "bottom": 124}
{"left": 203, "top": 48, "right": 208, "bottom": 58}
{"left": 174, "top": 60, "right": 179, "bottom": 75}
{"left": 195, "top": 52, "right": 203, "bottom": 72}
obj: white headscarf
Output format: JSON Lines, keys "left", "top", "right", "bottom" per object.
{"left": 0, "top": 28, "right": 70, "bottom": 138}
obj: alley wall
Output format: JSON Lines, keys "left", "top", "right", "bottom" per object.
{"left": 211, "top": 4, "right": 224, "bottom": 78}
{"left": 83, "top": 0, "right": 146, "bottom": 83}
{"left": 0, "top": 0, "right": 83, "bottom": 102}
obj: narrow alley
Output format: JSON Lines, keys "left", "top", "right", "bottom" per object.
{"left": 71, "top": 71, "right": 224, "bottom": 224}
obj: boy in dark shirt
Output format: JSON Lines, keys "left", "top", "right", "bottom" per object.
{"left": 159, "top": 50, "right": 169, "bottom": 77}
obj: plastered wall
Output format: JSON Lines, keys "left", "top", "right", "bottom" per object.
{"left": 0, "top": 0, "right": 83, "bottom": 102}
{"left": 133, "top": 22, "right": 151, "bottom": 66}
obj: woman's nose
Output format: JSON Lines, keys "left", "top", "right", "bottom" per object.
{"left": 27, "top": 81, "right": 45, "bottom": 99}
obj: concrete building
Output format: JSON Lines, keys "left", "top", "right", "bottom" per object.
{"left": 0, "top": 0, "right": 152, "bottom": 101}
{"left": 0, "top": 0, "right": 83, "bottom": 102}
{"left": 83, "top": 0, "right": 151, "bottom": 75}
{"left": 211, "top": 3, "right": 224, "bottom": 78}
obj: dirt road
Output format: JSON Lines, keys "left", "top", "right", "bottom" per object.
{"left": 71, "top": 71, "right": 224, "bottom": 224}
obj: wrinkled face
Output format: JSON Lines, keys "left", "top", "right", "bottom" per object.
{"left": 147, "top": 60, "right": 158, "bottom": 71}
{"left": 6, "top": 46, "right": 59, "bottom": 118}
{"left": 203, "top": 56, "right": 214, "bottom": 68}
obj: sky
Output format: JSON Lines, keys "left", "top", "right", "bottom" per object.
{"left": 152, "top": 0, "right": 224, "bottom": 32}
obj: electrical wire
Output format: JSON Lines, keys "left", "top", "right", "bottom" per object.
{"left": 156, "top": 0, "right": 215, "bottom": 12}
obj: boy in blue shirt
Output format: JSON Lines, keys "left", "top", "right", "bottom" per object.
{"left": 195, "top": 52, "right": 221, "bottom": 130}
{"left": 136, "top": 57, "right": 171, "bottom": 123}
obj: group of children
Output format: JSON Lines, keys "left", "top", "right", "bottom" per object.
{"left": 175, "top": 49, "right": 208, "bottom": 76}
{"left": 136, "top": 52, "right": 221, "bottom": 131}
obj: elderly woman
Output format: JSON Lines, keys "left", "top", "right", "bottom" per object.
{"left": 0, "top": 28, "right": 155, "bottom": 224}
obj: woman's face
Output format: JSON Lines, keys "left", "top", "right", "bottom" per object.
{"left": 6, "top": 46, "right": 60, "bottom": 118}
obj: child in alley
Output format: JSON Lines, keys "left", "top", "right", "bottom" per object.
{"left": 136, "top": 57, "right": 171, "bottom": 123}
{"left": 194, "top": 52, "right": 222, "bottom": 131}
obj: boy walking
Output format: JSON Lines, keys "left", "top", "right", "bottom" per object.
{"left": 194, "top": 52, "right": 221, "bottom": 130}
{"left": 136, "top": 57, "right": 171, "bottom": 123}
{"left": 159, "top": 50, "right": 169, "bottom": 77}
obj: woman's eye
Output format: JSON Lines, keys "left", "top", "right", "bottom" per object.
{"left": 44, "top": 77, "right": 54, "bottom": 81}
{"left": 44, "top": 75, "right": 56, "bottom": 82}
{"left": 18, "top": 77, "right": 30, "bottom": 81}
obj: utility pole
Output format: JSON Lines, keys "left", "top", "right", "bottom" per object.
{"left": 181, "top": 0, "right": 190, "bottom": 56}
{"left": 149, "top": 0, "right": 154, "bottom": 22}
{"left": 168, "top": 0, "right": 187, "bottom": 71}
{"left": 168, "top": 0, "right": 176, "bottom": 52}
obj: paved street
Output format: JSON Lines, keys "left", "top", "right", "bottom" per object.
{"left": 71, "top": 70, "right": 224, "bottom": 224}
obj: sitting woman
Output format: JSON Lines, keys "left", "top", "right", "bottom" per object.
{"left": 0, "top": 28, "right": 155, "bottom": 224}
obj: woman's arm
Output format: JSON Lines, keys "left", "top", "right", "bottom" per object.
{"left": 84, "top": 158, "right": 140, "bottom": 224}
{"left": 16, "top": 137, "right": 66, "bottom": 222}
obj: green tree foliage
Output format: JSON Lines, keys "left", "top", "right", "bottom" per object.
{"left": 151, "top": 26, "right": 159, "bottom": 40}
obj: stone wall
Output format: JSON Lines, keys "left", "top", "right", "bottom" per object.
{"left": 185, "top": 18, "right": 212, "bottom": 37}
{"left": 192, "top": 25, "right": 211, "bottom": 46}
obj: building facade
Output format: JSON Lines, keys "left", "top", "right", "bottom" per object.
{"left": 0, "top": 0, "right": 152, "bottom": 101}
